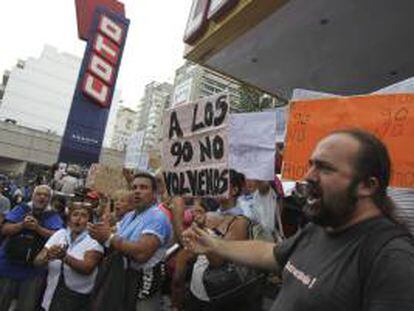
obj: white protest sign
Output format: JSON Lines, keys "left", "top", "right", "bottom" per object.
{"left": 162, "top": 93, "right": 230, "bottom": 197}
{"left": 291, "top": 88, "right": 340, "bottom": 100}
{"left": 292, "top": 77, "right": 414, "bottom": 100}
{"left": 136, "top": 152, "right": 149, "bottom": 171}
{"left": 265, "top": 107, "right": 288, "bottom": 143}
{"left": 229, "top": 112, "right": 276, "bottom": 181}
{"left": 373, "top": 77, "right": 414, "bottom": 94}
{"left": 124, "top": 130, "right": 145, "bottom": 169}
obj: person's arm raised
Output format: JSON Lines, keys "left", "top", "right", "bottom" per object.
{"left": 33, "top": 224, "right": 56, "bottom": 238}
{"left": 1, "top": 222, "right": 24, "bottom": 236}
{"left": 207, "top": 216, "right": 248, "bottom": 267}
{"left": 183, "top": 225, "right": 280, "bottom": 271}
{"left": 170, "top": 196, "right": 185, "bottom": 244}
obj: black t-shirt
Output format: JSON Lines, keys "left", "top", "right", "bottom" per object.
{"left": 271, "top": 217, "right": 414, "bottom": 311}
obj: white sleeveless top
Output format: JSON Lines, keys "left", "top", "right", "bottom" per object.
{"left": 190, "top": 228, "right": 219, "bottom": 302}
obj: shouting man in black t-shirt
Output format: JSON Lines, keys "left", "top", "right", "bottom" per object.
{"left": 183, "top": 128, "right": 414, "bottom": 311}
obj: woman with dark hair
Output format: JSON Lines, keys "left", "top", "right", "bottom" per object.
{"left": 171, "top": 197, "right": 220, "bottom": 311}
{"left": 171, "top": 196, "right": 255, "bottom": 311}
{"left": 187, "top": 198, "right": 252, "bottom": 311}
{"left": 34, "top": 202, "right": 104, "bottom": 311}
{"left": 50, "top": 194, "right": 67, "bottom": 225}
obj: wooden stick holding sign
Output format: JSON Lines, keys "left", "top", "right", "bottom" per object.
{"left": 162, "top": 93, "right": 230, "bottom": 197}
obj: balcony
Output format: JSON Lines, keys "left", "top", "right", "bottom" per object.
{"left": 184, "top": 0, "right": 414, "bottom": 97}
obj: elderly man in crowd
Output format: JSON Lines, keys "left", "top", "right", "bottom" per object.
{"left": 0, "top": 185, "right": 64, "bottom": 311}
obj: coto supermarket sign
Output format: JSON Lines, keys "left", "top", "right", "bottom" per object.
{"left": 58, "top": 6, "right": 129, "bottom": 165}
{"left": 82, "top": 12, "right": 128, "bottom": 107}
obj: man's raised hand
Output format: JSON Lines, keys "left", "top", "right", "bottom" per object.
{"left": 182, "top": 225, "right": 218, "bottom": 255}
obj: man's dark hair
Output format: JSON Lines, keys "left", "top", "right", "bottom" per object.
{"left": 69, "top": 202, "right": 94, "bottom": 222}
{"left": 134, "top": 172, "right": 157, "bottom": 193}
{"left": 199, "top": 198, "right": 220, "bottom": 212}
{"left": 229, "top": 169, "right": 245, "bottom": 197}
{"left": 333, "top": 128, "right": 394, "bottom": 218}
{"left": 73, "top": 187, "right": 87, "bottom": 202}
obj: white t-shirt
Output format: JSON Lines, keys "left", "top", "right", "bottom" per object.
{"left": 41, "top": 229, "right": 104, "bottom": 311}
{"left": 253, "top": 188, "right": 279, "bottom": 234}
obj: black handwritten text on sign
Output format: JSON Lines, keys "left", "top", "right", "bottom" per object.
{"left": 162, "top": 93, "right": 230, "bottom": 197}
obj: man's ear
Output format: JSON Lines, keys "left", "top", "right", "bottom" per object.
{"left": 356, "top": 177, "right": 379, "bottom": 198}
{"left": 230, "top": 186, "right": 239, "bottom": 197}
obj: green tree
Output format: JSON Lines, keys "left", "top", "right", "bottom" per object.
{"left": 236, "top": 84, "right": 286, "bottom": 112}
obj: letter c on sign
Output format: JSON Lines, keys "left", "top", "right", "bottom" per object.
{"left": 82, "top": 73, "right": 109, "bottom": 107}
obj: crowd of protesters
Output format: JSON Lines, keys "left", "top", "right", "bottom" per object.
{"left": 0, "top": 129, "right": 413, "bottom": 311}
{"left": 0, "top": 155, "right": 293, "bottom": 311}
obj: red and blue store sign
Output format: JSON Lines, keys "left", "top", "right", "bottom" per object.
{"left": 58, "top": 6, "right": 129, "bottom": 165}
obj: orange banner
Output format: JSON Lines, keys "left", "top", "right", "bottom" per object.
{"left": 282, "top": 94, "right": 414, "bottom": 188}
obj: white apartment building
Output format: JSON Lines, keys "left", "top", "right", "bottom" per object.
{"left": 111, "top": 106, "right": 138, "bottom": 151}
{"left": 136, "top": 81, "right": 173, "bottom": 153}
{"left": 0, "top": 45, "right": 119, "bottom": 147}
{"left": 172, "top": 61, "right": 241, "bottom": 107}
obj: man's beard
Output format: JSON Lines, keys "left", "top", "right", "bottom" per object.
{"left": 32, "top": 201, "right": 47, "bottom": 215}
{"left": 305, "top": 178, "right": 359, "bottom": 228}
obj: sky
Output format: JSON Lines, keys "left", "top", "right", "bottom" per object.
{"left": 0, "top": 0, "right": 192, "bottom": 109}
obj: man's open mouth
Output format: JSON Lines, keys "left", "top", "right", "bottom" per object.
{"left": 305, "top": 186, "right": 322, "bottom": 208}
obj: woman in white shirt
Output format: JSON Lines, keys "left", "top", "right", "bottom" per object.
{"left": 185, "top": 198, "right": 252, "bottom": 310}
{"left": 34, "top": 202, "right": 104, "bottom": 311}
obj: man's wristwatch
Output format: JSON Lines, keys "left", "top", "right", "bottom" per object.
{"left": 104, "top": 233, "right": 116, "bottom": 248}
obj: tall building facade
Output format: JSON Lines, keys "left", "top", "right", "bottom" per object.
{"left": 136, "top": 81, "right": 173, "bottom": 153}
{"left": 111, "top": 106, "right": 138, "bottom": 151}
{"left": 172, "top": 61, "right": 283, "bottom": 113}
{"left": 0, "top": 45, "right": 120, "bottom": 147}
{"left": 172, "top": 61, "right": 241, "bottom": 108}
